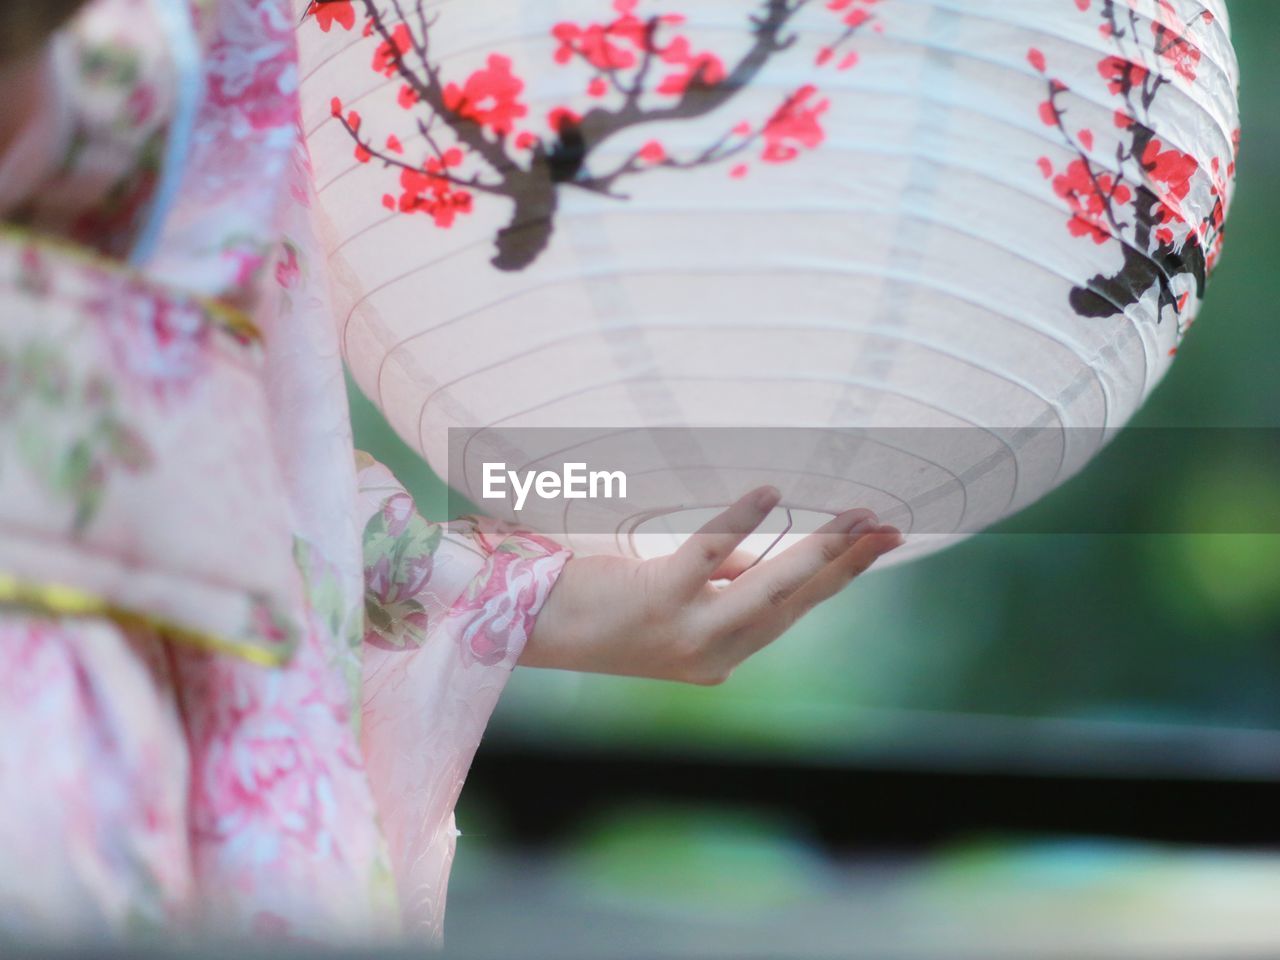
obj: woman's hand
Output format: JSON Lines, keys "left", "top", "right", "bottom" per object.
{"left": 522, "top": 487, "right": 903, "bottom": 685}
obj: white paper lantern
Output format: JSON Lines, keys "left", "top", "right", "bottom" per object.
{"left": 299, "top": 0, "right": 1239, "bottom": 563}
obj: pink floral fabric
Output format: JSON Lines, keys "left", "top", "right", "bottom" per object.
{"left": 357, "top": 458, "right": 572, "bottom": 938}
{"left": 0, "top": 235, "right": 303, "bottom": 664}
{"left": 0, "top": 619, "right": 192, "bottom": 937}
{"left": 0, "top": 0, "right": 573, "bottom": 946}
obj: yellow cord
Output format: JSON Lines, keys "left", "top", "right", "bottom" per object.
{"left": 0, "top": 574, "right": 291, "bottom": 666}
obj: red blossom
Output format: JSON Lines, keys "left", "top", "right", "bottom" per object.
{"left": 373, "top": 24, "right": 413, "bottom": 78}
{"left": 639, "top": 140, "right": 666, "bottom": 162}
{"left": 827, "top": 0, "right": 883, "bottom": 24}
{"left": 1152, "top": 0, "right": 1201, "bottom": 82}
{"left": 1051, "top": 159, "right": 1131, "bottom": 245}
{"left": 817, "top": 0, "right": 881, "bottom": 69}
{"left": 552, "top": 2, "right": 724, "bottom": 97}
{"left": 550, "top": 0, "right": 686, "bottom": 73}
{"left": 398, "top": 85, "right": 420, "bottom": 110}
{"left": 397, "top": 163, "right": 474, "bottom": 228}
{"left": 443, "top": 55, "right": 528, "bottom": 135}
{"left": 761, "top": 85, "right": 830, "bottom": 164}
{"left": 552, "top": 23, "right": 636, "bottom": 70}
{"left": 1141, "top": 138, "right": 1199, "bottom": 224}
{"left": 308, "top": 0, "right": 355, "bottom": 33}
{"left": 656, "top": 37, "right": 726, "bottom": 95}
{"left": 548, "top": 106, "right": 581, "bottom": 133}
{"left": 1142, "top": 140, "right": 1198, "bottom": 197}
{"left": 552, "top": 6, "right": 643, "bottom": 71}
{"left": 1097, "top": 55, "right": 1148, "bottom": 95}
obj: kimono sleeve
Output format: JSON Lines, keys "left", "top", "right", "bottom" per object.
{"left": 354, "top": 454, "right": 571, "bottom": 941}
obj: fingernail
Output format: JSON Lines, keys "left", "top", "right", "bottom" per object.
{"left": 754, "top": 486, "right": 781, "bottom": 512}
{"left": 879, "top": 527, "right": 905, "bottom": 550}
{"left": 845, "top": 518, "right": 877, "bottom": 541}
{"left": 840, "top": 510, "right": 878, "bottom": 535}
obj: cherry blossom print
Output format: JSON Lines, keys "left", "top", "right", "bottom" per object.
{"left": 307, "top": 0, "right": 885, "bottom": 270}
{"left": 1096, "top": 55, "right": 1149, "bottom": 96}
{"left": 1049, "top": 159, "right": 1133, "bottom": 245}
{"left": 442, "top": 55, "right": 529, "bottom": 136}
{"left": 1032, "top": 0, "right": 1236, "bottom": 343}
{"left": 1151, "top": 0, "right": 1209, "bottom": 83}
{"left": 306, "top": 0, "right": 355, "bottom": 33}
{"left": 372, "top": 23, "right": 413, "bottom": 79}
{"left": 819, "top": 0, "right": 883, "bottom": 68}
{"left": 1141, "top": 138, "right": 1200, "bottom": 226}
{"left": 761, "top": 85, "right": 830, "bottom": 163}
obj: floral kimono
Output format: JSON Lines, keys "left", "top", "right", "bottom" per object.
{"left": 0, "top": 0, "right": 571, "bottom": 944}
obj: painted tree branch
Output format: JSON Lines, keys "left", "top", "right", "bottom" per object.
{"left": 312, "top": 0, "right": 877, "bottom": 270}
{"left": 1031, "top": 0, "right": 1230, "bottom": 342}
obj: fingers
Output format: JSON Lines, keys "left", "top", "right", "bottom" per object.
{"left": 779, "top": 525, "right": 904, "bottom": 618}
{"left": 666, "top": 486, "right": 781, "bottom": 595}
{"left": 709, "top": 548, "right": 758, "bottom": 582}
{"left": 719, "top": 522, "right": 903, "bottom": 664}
{"left": 718, "top": 508, "right": 879, "bottom": 623}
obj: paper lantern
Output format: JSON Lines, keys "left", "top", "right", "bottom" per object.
{"left": 299, "top": 0, "right": 1239, "bottom": 564}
